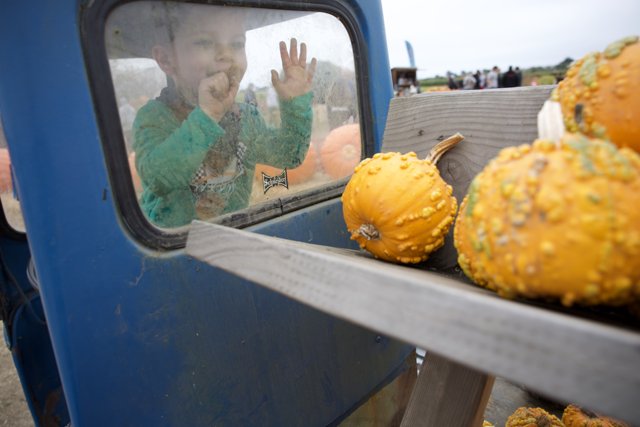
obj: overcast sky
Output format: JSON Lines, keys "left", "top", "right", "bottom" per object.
{"left": 380, "top": 0, "right": 640, "bottom": 78}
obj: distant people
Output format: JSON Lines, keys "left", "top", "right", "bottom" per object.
{"left": 486, "top": 66, "right": 499, "bottom": 89}
{"left": 244, "top": 83, "right": 257, "bottom": 106}
{"left": 447, "top": 73, "right": 459, "bottom": 90}
{"left": 327, "top": 77, "right": 358, "bottom": 128}
{"left": 502, "top": 66, "right": 519, "bottom": 88}
{"left": 462, "top": 72, "right": 476, "bottom": 90}
{"left": 473, "top": 70, "right": 484, "bottom": 89}
{"left": 515, "top": 67, "right": 522, "bottom": 86}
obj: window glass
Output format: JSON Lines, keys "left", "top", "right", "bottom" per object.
{"left": 0, "top": 119, "right": 25, "bottom": 232}
{"left": 105, "top": 2, "right": 361, "bottom": 229}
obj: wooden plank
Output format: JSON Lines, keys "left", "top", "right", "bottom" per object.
{"left": 400, "top": 353, "right": 494, "bottom": 427}
{"left": 339, "top": 353, "right": 417, "bottom": 426}
{"left": 186, "top": 220, "right": 640, "bottom": 424}
{"left": 382, "top": 86, "right": 553, "bottom": 269}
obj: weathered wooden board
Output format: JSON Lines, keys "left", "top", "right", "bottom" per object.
{"left": 383, "top": 86, "right": 554, "bottom": 269}
{"left": 186, "top": 220, "right": 640, "bottom": 424}
{"left": 400, "top": 353, "right": 493, "bottom": 427}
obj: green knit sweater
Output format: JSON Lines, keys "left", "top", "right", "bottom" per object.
{"left": 132, "top": 92, "right": 313, "bottom": 228}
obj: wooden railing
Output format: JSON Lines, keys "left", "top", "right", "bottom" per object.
{"left": 187, "top": 86, "right": 640, "bottom": 426}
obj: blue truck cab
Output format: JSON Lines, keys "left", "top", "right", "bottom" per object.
{"left": 0, "top": 0, "right": 415, "bottom": 425}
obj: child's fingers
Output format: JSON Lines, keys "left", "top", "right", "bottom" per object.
{"left": 279, "top": 41, "right": 291, "bottom": 69}
{"left": 299, "top": 42, "right": 307, "bottom": 67}
{"left": 289, "top": 38, "right": 298, "bottom": 65}
{"left": 307, "top": 58, "right": 317, "bottom": 82}
{"left": 226, "top": 76, "right": 240, "bottom": 100}
{"left": 228, "top": 70, "right": 240, "bottom": 87}
{"left": 203, "top": 72, "right": 230, "bottom": 100}
{"left": 271, "top": 69, "right": 281, "bottom": 89}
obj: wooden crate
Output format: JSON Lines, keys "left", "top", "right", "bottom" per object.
{"left": 187, "top": 86, "right": 640, "bottom": 426}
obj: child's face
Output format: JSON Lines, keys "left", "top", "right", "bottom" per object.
{"left": 164, "top": 9, "right": 248, "bottom": 105}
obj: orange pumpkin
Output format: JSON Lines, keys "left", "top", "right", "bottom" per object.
{"left": 554, "top": 35, "right": 639, "bottom": 151}
{"left": 562, "top": 404, "right": 629, "bottom": 427}
{"left": 342, "top": 134, "right": 463, "bottom": 264}
{"left": 320, "top": 123, "right": 361, "bottom": 179}
{"left": 128, "top": 152, "right": 142, "bottom": 194}
{"left": 0, "top": 148, "right": 12, "bottom": 193}
{"left": 254, "top": 142, "right": 318, "bottom": 185}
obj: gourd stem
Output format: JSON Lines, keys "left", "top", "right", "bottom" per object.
{"left": 357, "top": 223, "right": 380, "bottom": 240}
{"left": 426, "top": 133, "right": 465, "bottom": 164}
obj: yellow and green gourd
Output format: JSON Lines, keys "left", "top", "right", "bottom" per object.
{"left": 454, "top": 134, "right": 640, "bottom": 306}
{"left": 553, "top": 35, "right": 639, "bottom": 151}
{"left": 562, "top": 404, "right": 629, "bottom": 427}
{"left": 505, "top": 407, "right": 564, "bottom": 427}
{"left": 342, "top": 134, "right": 463, "bottom": 264}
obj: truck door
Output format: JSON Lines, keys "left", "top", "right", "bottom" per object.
{"left": 0, "top": 0, "right": 413, "bottom": 425}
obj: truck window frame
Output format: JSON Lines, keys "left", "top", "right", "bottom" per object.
{"left": 81, "top": 0, "right": 375, "bottom": 250}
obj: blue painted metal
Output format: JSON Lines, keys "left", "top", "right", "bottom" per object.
{"left": 349, "top": 0, "right": 395, "bottom": 151}
{"left": 0, "top": 0, "right": 404, "bottom": 425}
{"left": 10, "top": 297, "right": 70, "bottom": 426}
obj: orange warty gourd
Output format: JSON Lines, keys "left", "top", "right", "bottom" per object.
{"left": 254, "top": 143, "right": 318, "bottom": 185}
{"left": 342, "top": 133, "right": 463, "bottom": 264}
{"left": 554, "top": 35, "right": 639, "bottom": 151}
{"left": 320, "top": 123, "right": 361, "bottom": 179}
{"left": 562, "top": 404, "right": 629, "bottom": 427}
{"left": 128, "top": 152, "right": 142, "bottom": 194}
{"left": 0, "top": 148, "right": 12, "bottom": 193}
{"left": 454, "top": 134, "right": 640, "bottom": 306}
{"left": 505, "top": 407, "right": 564, "bottom": 427}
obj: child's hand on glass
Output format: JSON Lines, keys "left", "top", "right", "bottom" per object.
{"left": 271, "top": 38, "right": 317, "bottom": 101}
{"left": 199, "top": 70, "right": 241, "bottom": 122}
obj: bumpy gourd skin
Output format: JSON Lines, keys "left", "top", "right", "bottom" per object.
{"left": 454, "top": 134, "right": 640, "bottom": 306}
{"left": 554, "top": 36, "right": 639, "bottom": 151}
{"left": 342, "top": 152, "right": 457, "bottom": 264}
{"left": 562, "top": 404, "right": 629, "bottom": 427}
{"left": 505, "top": 407, "right": 565, "bottom": 427}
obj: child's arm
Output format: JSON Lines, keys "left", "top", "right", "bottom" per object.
{"left": 133, "top": 102, "right": 224, "bottom": 196}
{"left": 243, "top": 92, "right": 313, "bottom": 169}
{"left": 243, "top": 39, "right": 316, "bottom": 168}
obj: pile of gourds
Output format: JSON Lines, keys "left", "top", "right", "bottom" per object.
{"left": 494, "top": 404, "right": 629, "bottom": 427}
{"left": 342, "top": 35, "right": 640, "bottom": 308}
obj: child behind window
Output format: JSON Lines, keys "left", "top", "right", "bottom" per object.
{"left": 131, "top": 3, "right": 316, "bottom": 227}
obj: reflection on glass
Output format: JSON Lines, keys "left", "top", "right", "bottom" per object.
{"left": 106, "top": 2, "right": 360, "bottom": 228}
{"left": 0, "top": 120, "right": 24, "bottom": 232}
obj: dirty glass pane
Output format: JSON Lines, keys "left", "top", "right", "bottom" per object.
{"left": 0, "top": 119, "right": 25, "bottom": 232}
{"left": 105, "top": 2, "right": 361, "bottom": 229}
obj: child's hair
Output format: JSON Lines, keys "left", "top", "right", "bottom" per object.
{"left": 150, "top": 2, "right": 248, "bottom": 44}
{"left": 107, "top": 2, "right": 249, "bottom": 59}
{"left": 148, "top": 2, "right": 189, "bottom": 45}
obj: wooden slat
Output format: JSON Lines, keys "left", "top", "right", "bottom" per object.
{"left": 400, "top": 353, "right": 494, "bottom": 427}
{"left": 382, "top": 86, "right": 553, "bottom": 269}
{"left": 186, "top": 220, "right": 640, "bottom": 424}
